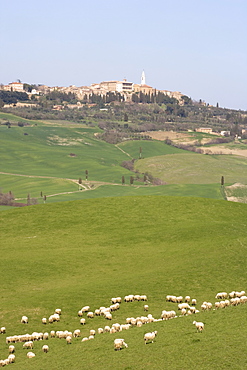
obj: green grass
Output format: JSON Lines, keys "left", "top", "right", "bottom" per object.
{"left": 135, "top": 153, "right": 247, "bottom": 184}
{"left": 0, "top": 196, "right": 246, "bottom": 369}
{"left": 0, "top": 112, "right": 41, "bottom": 126}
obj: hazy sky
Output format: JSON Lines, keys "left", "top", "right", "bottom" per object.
{"left": 1, "top": 0, "right": 246, "bottom": 110}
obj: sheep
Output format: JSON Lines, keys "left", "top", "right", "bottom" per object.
{"left": 87, "top": 312, "right": 94, "bottom": 319}
{"left": 43, "top": 332, "right": 49, "bottom": 340}
{"left": 8, "top": 345, "right": 15, "bottom": 354}
{"left": 88, "top": 335, "right": 94, "bottom": 340}
{"left": 0, "top": 327, "right": 6, "bottom": 334}
{"left": 104, "top": 312, "right": 112, "bottom": 320}
{"left": 185, "top": 296, "right": 190, "bottom": 303}
{"left": 66, "top": 336, "right": 72, "bottom": 344}
{"left": 193, "top": 321, "right": 204, "bottom": 332}
{"left": 144, "top": 331, "right": 157, "bottom": 344}
{"left": 78, "top": 310, "right": 83, "bottom": 317}
{"left": 2, "top": 358, "right": 10, "bottom": 366}
{"left": 73, "top": 329, "right": 81, "bottom": 338}
{"left": 114, "top": 338, "right": 128, "bottom": 350}
{"left": 23, "top": 341, "right": 33, "bottom": 349}
{"left": 80, "top": 318, "right": 86, "bottom": 325}
{"left": 94, "top": 309, "right": 101, "bottom": 316}
{"left": 104, "top": 326, "right": 111, "bottom": 333}
{"left": 55, "top": 308, "right": 61, "bottom": 315}
{"left": 111, "top": 297, "right": 121, "bottom": 304}
{"left": 98, "top": 328, "right": 104, "bottom": 334}
{"left": 215, "top": 292, "right": 227, "bottom": 300}
{"left": 178, "top": 303, "right": 190, "bottom": 310}
{"left": 144, "top": 304, "right": 149, "bottom": 311}
{"left": 191, "top": 299, "right": 197, "bottom": 306}
{"left": 121, "top": 324, "right": 131, "bottom": 330}
{"left": 50, "top": 330, "right": 55, "bottom": 338}
{"left": 42, "top": 318, "right": 47, "bottom": 325}
{"left": 42, "top": 345, "right": 49, "bottom": 353}
{"left": 81, "top": 337, "right": 89, "bottom": 342}
{"left": 27, "top": 351, "right": 35, "bottom": 358}
{"left": 21, "top": 315, "right": 28, "bottom": 324}
{"left": 8, "top": 354, "right": 15, "bottom": 363}
{"left": 89, "top": 329, "right": 96, "bottom": 336}
{"left": 81, "top": 306, "right": 90, "bottom": 313}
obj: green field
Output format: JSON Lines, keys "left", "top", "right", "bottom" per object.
{"left": 0, "top": 196, "right": 246, "bottom": 369}
{"left": 135, "top": 153, "right": 247, "bottom": 185}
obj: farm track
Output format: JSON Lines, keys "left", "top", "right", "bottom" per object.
{"left": 0, "top": 171, "right": 151, "bottom": 200}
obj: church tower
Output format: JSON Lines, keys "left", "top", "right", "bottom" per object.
{"left": 141, "top": 70, "right": 146, "bottom": 85}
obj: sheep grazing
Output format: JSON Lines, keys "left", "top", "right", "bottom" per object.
{"left": 23, "top": 341, "right": 33, "bottom": 349}
{"left": 0, "top": 327, "right": 6, "bottom": 334}
{"left": 27, "top": 351, "right": 35, "bottom": 358}
{"left": 66, "top": 336, "right": 72, "bottom": 344}
{"left": 193, "top": 321, "right": 204, "bottom": 332}
{"left": 87, "top": 312, "right": 94, "bottom": 319}
{"left": 42, "top": 345, "right": 49, "bottom": 353}
{"left": 89, "top": 329, "right": 96, "bottom": 336}
{"left": 185, "top": 296, "right": 191, "bottom": 303}
{"left": 215, "top": 292, "right": 227, "bottom": 300}
{"left": 73, "top": 329, "right": 81, "bottom": 338}
{"left": 8, "top": 345, "right": 15, "bottom": 354}
{"left": 81, "top": 337, "right": 89, "bottom": 342}
{"left": 144, "top": 304, "right": 149, "bottom": 311}
{"left": 191, "top": 299, "right": 197, "bottom": 306}
{"left": 42, "top": 318, "right": 47, "bottom": 325}
{"left": 81, "top": 306, "right": 90, "bottom": 313}
{"left": 8, "top": 354, "right": 15, "bottom": 363}
{"left": 98, "top": 328, "right": 104, "bottom": 334}
{"left": 21, "top": 315, "right": 28, "bottom": 324}
{"left": 55, "top": 308, "right": 61, "bottom": 315}
{"left": 111, "top": 297, "right": 121, "bottom": 304}
{"left": 114, "top": 338, "right": 128, "bottom": 351}
{"left": 43, "top": 332, "right": 49, "bottom": 340}
{"left": 144, "top": 331, "right": 157, "bottom": 344}
{"left": 80, "top": 318, "right": 86, "bottom": 325}
{"left": 50, "top": 330, "right": 55, "bottom": 338}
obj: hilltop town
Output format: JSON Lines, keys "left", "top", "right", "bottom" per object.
{"left": 0, "top": 72, "right": 184, "bottom": 104}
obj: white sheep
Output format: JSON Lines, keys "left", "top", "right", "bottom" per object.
{"left": 27, "top": 351, "right": 35, "bottom": 358}
{"left": 144, "top": 305, "right": 149, "bottom": 311}
{"left": 21, "top": 315, "right": 28, "bottom": 324}
{"left": 114, "top": 338, "right": 128, "bottom": 350}
{"left": 42, "top": 318, "right": 47, "bottom": 325}
{"left": 80, "top": 318, "right": 86, "bottom": 325}
{"left": 88, "top": 335, "right": 94, "bottom": 340}
{"left": 98, "top": 328, "right": 104, "bottom": 334}
{"left": 8, "top": 345, "right": 15, "bottom": 354}
{"left": 43, "top": 332, "right": 49, "bottom": 340}
{"left": 193, "top": 321, "right": 204, "bottom": 332}
{"left": 50, "top": 330, "right": 55, "bottom": 338}
{"left": 0, "top": 327, "right": 6, "bottom": 334}
{"left": 87, "top": 312, "right": 94, "bottom": 319}
{"left": 89, "top": 329, "right": 96, "bottom": 336}
{"left": 55, "top": 308, "right": 61, "bottom": 315}
{"left": 81, "top": 306, "right": 90, "bottom": 313}
{"left": 42, "top": 345, "right": 49, "bottom": 353}
{"left": 215, "top": 292, "right": 227, "bottom": 300}
{"left": 81, "top": 337, "right": 89, "bottom": 342}
{"left": 66, "top": 336, "right": 72, "bottom": 344}
{"left": 8, "top": 354, "right": 15, "bottom": 363}
{"left": 23, "top": 341, "right": 33, "bottom": 349}
{"left": 73, "top": 329, "right": 81, "bottom": 338}
{"left": 144, "top": 331, "right": 157, "bottom": 344}
{"left": 185, "top": 296, "right": 190, "bottom": 303}
{"left": 191, "top": 299, "right": 197, "bottom": 305}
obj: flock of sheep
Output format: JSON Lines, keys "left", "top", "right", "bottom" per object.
{"left": 0, "top": 289, "right": 246, "bottom": 366}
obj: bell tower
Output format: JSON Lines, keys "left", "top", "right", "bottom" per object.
{"left": 141, "top": 70, "right": 146, "bottom": 85}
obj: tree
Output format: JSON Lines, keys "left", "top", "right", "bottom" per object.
{"left": 43, "top": 195, "right": 47, "bottom": 203}
{"left": 122, "top": 176, "right": 125, "bottom": 185}
{"left": 139, "top": 147, "right": 142, "bottom": 159}
{"left": 40, "top": 191, "right": 43, "bottom": 198}
{"left": 221, "top": 176, "right": 224, "bottom": 186}
{"left": 27, "top": 193, "right": 31, "bottom": 206}
{"left": 130, "top": 176, "right": 134, "bottom": 185}
{"left": 85, "top": 170, "right": 88, "bottom": 180}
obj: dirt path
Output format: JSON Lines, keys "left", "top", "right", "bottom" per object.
{"left": 115, "top": 144, "right": 132, "bottom": 158}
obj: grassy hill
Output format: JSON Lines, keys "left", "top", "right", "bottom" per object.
{"left": 0, "top": 196, "right": 246, "bottom": 369}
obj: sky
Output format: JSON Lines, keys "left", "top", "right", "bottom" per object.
{"left": 1, "top": 0, "right": 246, "bottom": 110}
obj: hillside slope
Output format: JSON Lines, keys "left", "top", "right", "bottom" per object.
{"left": 0, "top": 196, "right": 246, "bottom": 368}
